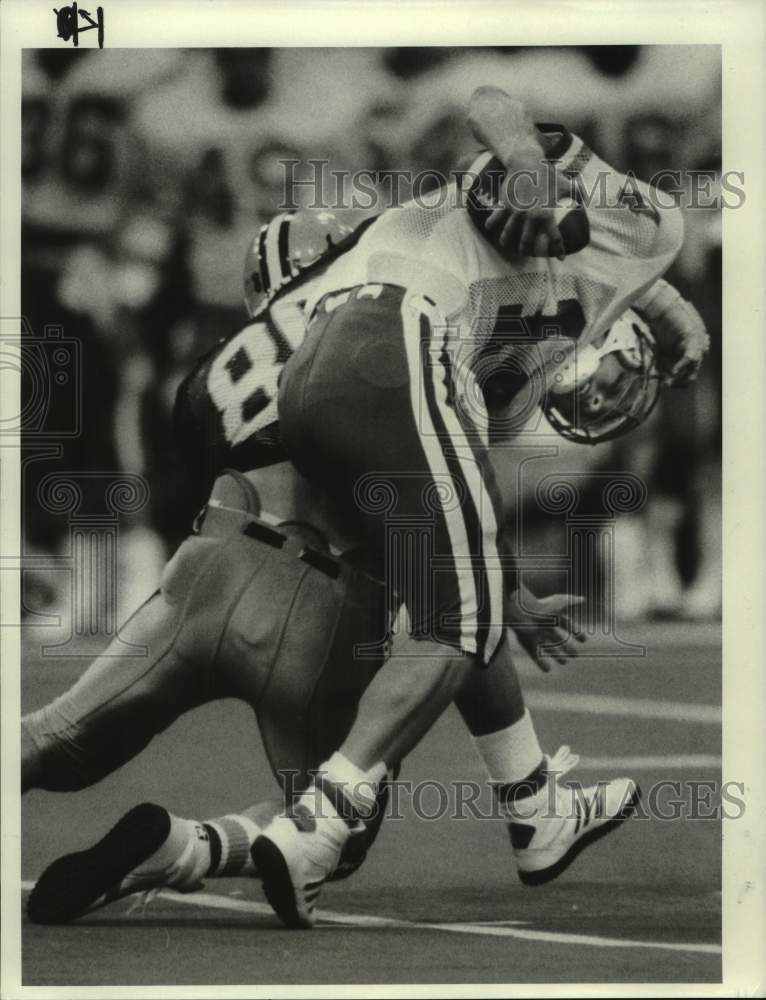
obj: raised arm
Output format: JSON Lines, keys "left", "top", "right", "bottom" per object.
{"left": 466, "top": 86, "right": 573, "bottom": 260}
{"left": 467, "top": 86, "right": 546, "bottom": 170}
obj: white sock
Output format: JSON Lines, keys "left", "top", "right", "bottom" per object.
{"left": 470, "top": 709, "right": 544, "bottom": 786}
{"left": 132, "top": 815, "right": 211, "bottom": 888}
{"left": 313, "top": 752, "right": 387, "bottom": 819}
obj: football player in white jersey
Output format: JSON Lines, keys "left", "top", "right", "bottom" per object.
{"left": 25, "top": 87, "right": 707, "bottom": 928}
{"left": 25, "top": 200, "right": 671, "bottom": 926}
{"left": 249, "top": 85, "right": 707, "bottom": 927}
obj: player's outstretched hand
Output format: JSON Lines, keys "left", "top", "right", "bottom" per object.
{"left": 507, "top": 588, "right": 586, "bottom": 672}
{"left": 635, "top": 280, "right": 710, "bottom": 386}
{"left": 656, "top": 297, "right": 710, "bottom": 386}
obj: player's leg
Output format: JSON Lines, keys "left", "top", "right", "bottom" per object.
{"left": 279, "top": 284, "right": 505, "bottom": 654}
{"left": 339, "top": 635, "right": 472, "bottom": 769}
{"left": 26, "top": 798, "right": 284, "bottom": 925}
{"left": 252, "top": 638, "right": 472, "bottom": 928}
{"left": 28, "top": 775, "right": 390, "bottom": 925}
{"left": 455, "top": 631, "right": 545, "bottom": 793}
{"left": 21, "top": 469, "right": 317, "bottom": 793}
{"left": 82, "top": 606, "right": 463, "bottom": 929}
{"left": 213, "top": 512, "right": 399, "bottom": 885}
{"left": 255, "top": 284, "right": 504, "bottom": 926}
{"left": 456, "top": 634, "right": 640, "bottom": 884}
{"left": 28, "top": 498, "right": 395, "bottom": 923}
{"left": 21, "top": 577, "right": 213, "bottom": 793}
{"left": 26, "top": 549, "right": 394, "bottom": 923}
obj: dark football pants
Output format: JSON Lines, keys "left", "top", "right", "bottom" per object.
{"left": 278, "top": 282, "right": 506, "bottom": 665}
{"left": 22, "top": 510, "right": 387, "bottom": 794}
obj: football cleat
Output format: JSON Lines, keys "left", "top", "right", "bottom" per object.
{"left": 251, "top": 800, "right": 351, "bottom": 929}
{"left": 508, "top": 747, "right": 641, "bottom": 886}
{"left": 27, "top": 803, "right": 208, "bottom": 925}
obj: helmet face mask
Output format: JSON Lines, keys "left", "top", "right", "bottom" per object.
{"left": 543, "top": 309, "right": 662, "bottom": 444}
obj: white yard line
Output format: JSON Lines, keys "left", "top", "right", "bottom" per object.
{"left": 617, "top": 622, "right": 721, "bottom": 647}
{"left": 524, "top": 690, "right": 720, "bottom": 725}
{"left": 20, "top": 882, "right": 721, "bottom": 957}
{"left": 578, "top": 754, "right": 721, "bottom": 769}
{"left": 420, "top": 921, "right": 720, "bottom": 955}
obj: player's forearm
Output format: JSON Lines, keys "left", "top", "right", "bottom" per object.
{"left": 633, "top": 278, "right": 710, "bottom": 383}
{"left": 467, "top": 86, "right": 545, "bottom": 170}
{"left": 633, "top": 278, "right": 682, "bottom": 320}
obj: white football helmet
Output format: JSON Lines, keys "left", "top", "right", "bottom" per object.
{"left": 243, "top": 209, "right": 374, "bottom": 318}
{"left": 543, "top": 308, "right": 662, "bottom": 444}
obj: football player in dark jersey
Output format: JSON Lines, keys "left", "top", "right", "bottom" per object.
{"left": 23, "top": 206, "right": 589, "bottom": 924}
{"left": 26, "top": 220, "right": 698, "bottom": 928}
{"left": 24, "top": 87, "right": 707, "bottom": 928}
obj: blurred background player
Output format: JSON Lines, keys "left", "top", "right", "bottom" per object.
{"left": 610, "top": 46, "right": 722, "bottom": 620}
{"left": 20, "top": 49, "right": 185, "bottom": 615}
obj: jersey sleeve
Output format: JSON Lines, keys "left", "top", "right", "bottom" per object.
{"left": 462, "top": 127, "right": 684, "bottom": 273}
{"left": 561, "top": 133, "right": 684, "bottom": 265}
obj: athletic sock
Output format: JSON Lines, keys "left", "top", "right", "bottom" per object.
{"left": 469, "top": 709, "right": 547, "bottom": 807}
{"left": 202, "top": 802, "right": 277, "bottom": 877}
{"left": 313, "top": 752, "right": 388, "bottom": 820}
{"left": 494, "top": 758, "right": 548, "bottom": 811}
